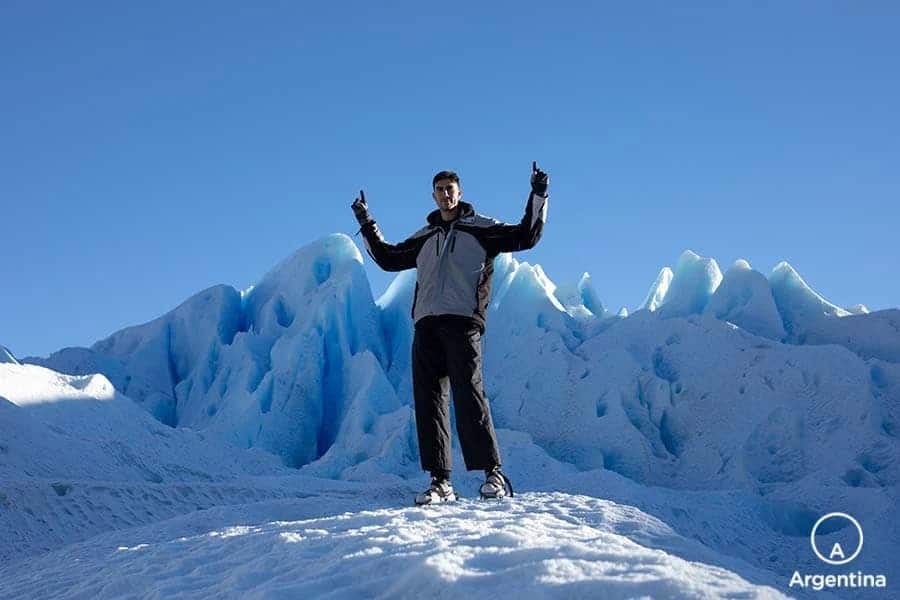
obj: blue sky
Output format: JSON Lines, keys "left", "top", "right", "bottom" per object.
{"left": 2, "top": 2, "right": 898, "bottom": 358}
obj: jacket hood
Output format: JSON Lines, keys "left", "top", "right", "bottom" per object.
{"left": 426, "top": 201, "right": 476, "bottom": 226}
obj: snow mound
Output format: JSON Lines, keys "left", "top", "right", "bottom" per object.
{"left": 0, "top": 362, "right": 292, "bottom": 560}
{"left": 0, "top": 492, "right": 789, "bottom": 599}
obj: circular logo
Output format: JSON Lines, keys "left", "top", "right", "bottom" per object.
{"left": 810, "top": 512, "right": 864, "bottom": 565}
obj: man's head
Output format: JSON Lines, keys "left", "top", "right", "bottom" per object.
{"left": 432, "top": 170, "right": 462, "bottom": 217}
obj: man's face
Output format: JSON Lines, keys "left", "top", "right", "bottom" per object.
{"left": 432, "top": 179, "right": 462, "bottom": 213}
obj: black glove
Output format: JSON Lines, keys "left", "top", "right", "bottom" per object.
{"left": 531, "top": 161, "right": 549, "bottom": 196}
{"left": 351, "top": 190, "right": 373, "bottom": 226}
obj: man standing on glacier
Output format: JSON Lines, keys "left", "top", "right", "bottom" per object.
{"left": 351, "top": 162, "right": 549, "bottom": 505}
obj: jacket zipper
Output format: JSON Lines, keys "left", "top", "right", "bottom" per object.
{"left": 438, "top": 223, "right": 456, "bottom": 295}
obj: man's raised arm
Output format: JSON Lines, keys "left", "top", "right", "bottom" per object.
{"left": 351, "top": 190, "right": 425, "bottom": 272}
{"left": 480, "top": 161, "right": 549, "bottom": 254}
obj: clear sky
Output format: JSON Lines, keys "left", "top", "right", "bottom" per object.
{"left": 3, "top": 2, "right": 898, "bottom": 358}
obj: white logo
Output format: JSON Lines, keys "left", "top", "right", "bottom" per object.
{"left": 789, "top": 512, "right": 886, "bottom": 591}
{"left": 809, "top": 512, "right": 864, "bottom": 566}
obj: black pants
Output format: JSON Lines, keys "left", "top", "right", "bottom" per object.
{"left": 412, "top": 317, "right": 501, "bottom": 473}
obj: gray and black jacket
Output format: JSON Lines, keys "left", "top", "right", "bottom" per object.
{"left": 360, "top": 192, "right": 548, "bottom": 331}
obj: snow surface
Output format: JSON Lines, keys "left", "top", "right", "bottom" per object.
{"left": 1, "top": 362, "right": 801, "bottom": 598}
{"left": 0, "top": 490, "right": 791, "bottom": 599}
{"left": 0, "top": 363, "right": 299, "bottom": 560}
{"left": 6, "top": 233, "right": 900, "bottom": 598}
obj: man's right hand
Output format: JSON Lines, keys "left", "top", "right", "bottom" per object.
{"left": 351, "top": 190, "right": 372, "bottom": 226}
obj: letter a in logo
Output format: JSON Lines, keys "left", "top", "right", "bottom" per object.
{"left": 829, "top": 543, "right": 846, "bottom": 560}
{"left": 810, "top": 513, "right": 864, "bottom": 566}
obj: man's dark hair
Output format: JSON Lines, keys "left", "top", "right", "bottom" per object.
{"left": 432, "top": 170, "right": 460, "bottom": 189}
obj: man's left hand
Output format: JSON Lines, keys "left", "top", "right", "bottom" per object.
{"left": 531, "top": 161, "right": 549, "bottom": 196}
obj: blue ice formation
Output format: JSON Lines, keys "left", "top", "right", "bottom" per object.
{"left": 704, "top": 259, "right": 786, "bottom": 340}
{"left": 553, "top": 272, "right": 610, "bottom": 322}
{"left": 640, "top": 267, "right": 673, "bottom": 312}
{"left": 29, "top": 235, "right": 390, "bottom": 467}
{"left": 26, "top": 234, "right": 900, "bottom": 488}
{"left": 769, "top": 260, "right": 849, "bottom": 329}
{"left": 0, "top": 345, "right": 18, "bottom": 365}
{"left": 656, "top": 250, "right": 723, "bottom": 318}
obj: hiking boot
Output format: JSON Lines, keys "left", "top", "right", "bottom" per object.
{"left": 414, "top": 477, "right": 457, "bottom": 505}
{"left": 480, "top": 466, "right": 514, "bottom": 499}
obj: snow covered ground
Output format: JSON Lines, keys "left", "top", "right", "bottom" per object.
{"left": 1, "top": 489, "right": 792, "bottom": 599}
{"left": 3, "top": 234, "right": 898, "bottom": 598}
{"left": 0, "top": 362, "right": 796, "bottom": 598}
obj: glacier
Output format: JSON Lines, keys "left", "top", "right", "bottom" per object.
{"left": 5, "top": 232, "right": 900, "bottom": 597}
